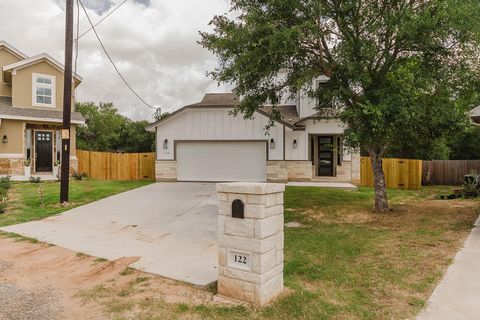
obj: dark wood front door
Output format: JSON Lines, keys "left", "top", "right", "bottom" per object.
{"left": 35, "top": 131, "right": 53, "bottom": 172}
{"left": 317, "top": 136, "right": 334, "bottom": 176}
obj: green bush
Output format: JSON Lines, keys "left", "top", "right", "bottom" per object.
{"left": 29, "top": 177, "right": 42, "bottom": 184}
{"left": 0, "top": 202, "right": 6, "bottom": 214}
{"left": 73, "top": 171, "right": 88, "bottom": 181}
{"left": 0, "top": 176, "right": 11, "bottom": 190}
{"left": 0, "top": 188, "right": 7, "bottom": 199}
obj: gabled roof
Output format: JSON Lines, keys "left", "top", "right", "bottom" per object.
{"left": 0, "top": 96, "right": 85, "bottom": 124}
{"left": 186, "top": 93, "right": 238, "bottom": 107}
{"left": 3, "top": 53, "right": 83, "bottom": 81}
{"left": 146, "top": 93, "right": 304, "bottom": 131}
{"left": 0, "top": 40, "right": 28, "bottom": 60}
{"left": 259, "top": 105, "right": 301, "bottom": 127}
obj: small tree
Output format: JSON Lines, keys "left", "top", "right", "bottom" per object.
{"left": 200, "top": 0, "right": 480, "bottom": 212}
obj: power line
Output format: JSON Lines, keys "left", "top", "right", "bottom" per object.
{"left": 78, "top": 0, "right": 128, "bottom": 39}
{"left": 78, "top": 0, "right": 156, "bottom": 110}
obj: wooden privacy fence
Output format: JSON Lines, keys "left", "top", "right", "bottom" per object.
{"left": 423, "top": 160, "right": 480, "bottom": 185}
{"left": 360, "top": 157, "right": 423, "bottom": 189}
{"left": 77, "top": 150, "right": 155, "bottom": 180}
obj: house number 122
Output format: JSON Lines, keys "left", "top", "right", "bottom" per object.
{"left": 234, "top": 254, "right": 247, "bottom": 264}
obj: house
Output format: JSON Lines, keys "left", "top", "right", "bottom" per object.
{"left": 470, "top": 106, "right": 480, "bottom": 126}
{"left": 146, "top": 81, "right": 360, "bottom": 183}
{"left": 0, "top": 41, "right": 84, "bottom": 176}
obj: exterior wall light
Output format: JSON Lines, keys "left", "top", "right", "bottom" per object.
{"left": 163, "top": 139, "right": 168, "bottom": 149}
{"left": 2, "top": 135, "right": 7, "bottom": 144}
{"left": 293, "top": 139, "right": 297, "bottom": 149}
{"left": 270, "top": 138, "right": 275, "bottom": 149}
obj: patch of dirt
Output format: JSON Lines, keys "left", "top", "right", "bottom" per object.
{"left": 302, "top": 207, "right": 377, "bottom": 224}
{"left": 301, "top": 198, "right": 479, "bottom": 226}
{"left": 0, "top": 237, "right": 222, "bottom": 319}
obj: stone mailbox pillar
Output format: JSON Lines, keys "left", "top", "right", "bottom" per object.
{"left": 216, "top": 182, "right": 285, "bottom": 306}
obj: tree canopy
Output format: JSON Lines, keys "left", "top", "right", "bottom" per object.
{"left": 200, "top": 0, "right": 480, "bottom": 212}
{"left": 76, "top": 102, "right": 155, "bottom": 153}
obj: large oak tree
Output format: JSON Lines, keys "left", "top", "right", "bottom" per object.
{"left": 200, "top": 0, "right": 480, "bottom": 212}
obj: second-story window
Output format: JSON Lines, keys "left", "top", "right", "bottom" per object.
{"left": 32, "top": 73, "right": 55, "bottom": 108}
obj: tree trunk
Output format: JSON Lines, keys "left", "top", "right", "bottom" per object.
{"left": 369, "top": 150, "right": 389, "bottom": 213}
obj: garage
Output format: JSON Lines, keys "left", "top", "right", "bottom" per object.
{"left": 176, "top": 141, "right": 267, "bottom": 182}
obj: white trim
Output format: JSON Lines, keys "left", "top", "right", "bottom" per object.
{"left": 0, "top": 153, "right": 24, "bottom": 159}
{"left": 3, "top": 53, "right": 83, "bottom": 81}
{"left": 32, "top": 73, "right": 56, "bottom": 108}
{"left": 0, "top": 114, "right": 85, "bottom": 125}
{"left": 0, "top": 41, "right": 28, "bottom": 60}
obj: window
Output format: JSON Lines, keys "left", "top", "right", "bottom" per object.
{"left": 32, "top": 73, "right": 55, "bottom": 107}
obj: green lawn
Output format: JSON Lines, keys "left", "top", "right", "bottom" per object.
{"left": 2, "top": 183, "right": 478, "bottom": 319}
{"left": 0, "top": 179, "right": 154, "bottom": 227}
{"left": 76, "top": 185, "right": 479, "bottom": 320}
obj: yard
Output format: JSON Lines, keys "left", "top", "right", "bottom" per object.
{"left": 0, "top": 179, "right": 154, "bottom": 227}
{"left": 0, "top": 182, "right": 478, "bottom": 319}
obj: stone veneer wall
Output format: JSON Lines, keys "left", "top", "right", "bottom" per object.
{"left": 286, "top": 161, "right": 313, "bottom": 181}
{"left": 266, "top": 161, "right": 287, "bottom": 182}
{"left": 335, "top": 161, "right": 353, "bottom": 182}
{"left": 217, "top": 182, "right": 284, "bottom": 306}
{"left": 155, "top": 160, "right": 177, "bottom": 181}
{"left": 0, "top": 159, "right": 24, "bottom": 175}
{"left": 351, "top": 152, "right": 361, "bottom": 183}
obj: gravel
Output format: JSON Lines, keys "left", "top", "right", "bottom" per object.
{"left": 0, "top": 260, "right": 12, "bottom": 273}
{"left": 0, "top": 283, "right": 63, "bottom": 320}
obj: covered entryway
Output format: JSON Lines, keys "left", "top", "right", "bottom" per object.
{"left": 176, "top": 141, "right": 267, "bottom": 182}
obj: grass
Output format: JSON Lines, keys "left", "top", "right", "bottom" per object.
{"left": 0, "top": 179, "right": 154, "bottom": 227}
{"left": 74, "top": 185, "right": 479, "bottom": 320}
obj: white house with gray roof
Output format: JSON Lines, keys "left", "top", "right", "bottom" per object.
{"left": 146, "top": 89, "right": 360, "bottom": 183}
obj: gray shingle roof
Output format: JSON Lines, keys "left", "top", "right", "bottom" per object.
{"left": 187, "top": 93, "right": 239, "bottom": 106}
{"left": 146, "top": 93, "right": 307, "bottom": 130}
{"left": 189, "top": 93, "right": 303, "bottom": 126}
{"left": 0, "top": 96, "right": 84, "bottom": 123}
{"left": 259, "top": 105, "right": 301, "bottom": 127}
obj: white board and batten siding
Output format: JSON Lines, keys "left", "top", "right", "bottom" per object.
{"left": 156, "top": 108, "right": 284, "bottom": 161}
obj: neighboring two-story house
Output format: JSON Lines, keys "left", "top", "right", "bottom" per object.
{"left": 146, "top": 82, "right": 361, "bottom": 183}
{"left": 0, "top": 41, "right": 84, "bottom": 176}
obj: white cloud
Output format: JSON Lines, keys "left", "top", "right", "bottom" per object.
{"left": 0, "top": 0, "right": 230, "bottom": 120}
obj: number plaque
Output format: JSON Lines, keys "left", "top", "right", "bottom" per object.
{"left": 227, "top": 250, "right": 251, "bottom": 271}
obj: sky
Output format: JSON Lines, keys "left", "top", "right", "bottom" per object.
{"left": 0, "top": 0, "right": 230, "bottom": 121}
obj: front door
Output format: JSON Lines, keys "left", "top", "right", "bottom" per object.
{"left": 317, "top": 136, "right": 334, "bottom": 176}
{"left": 35, "top": 131, "right": 53, "bottom": 172}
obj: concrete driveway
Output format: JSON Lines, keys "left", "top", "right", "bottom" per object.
{"left": 1, "top": 183, "right": 218, "bottom": 286}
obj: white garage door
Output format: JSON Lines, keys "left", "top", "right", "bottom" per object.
{"left": 177, "top": 141, "right": 267, "bottom": 182}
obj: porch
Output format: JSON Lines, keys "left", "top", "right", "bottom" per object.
{"left": 0, "top": 121, "right": 78, "bottom": 177}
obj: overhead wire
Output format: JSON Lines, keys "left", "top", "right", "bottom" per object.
{"left": 78, "top": 0, "right": 156, "bottom": 110}
{"left": 78, "top": 0, "right": 129, "bottom": 39}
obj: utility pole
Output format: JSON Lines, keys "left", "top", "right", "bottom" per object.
{"left": 60, "top": 0, "right": 74, "bottom": 204}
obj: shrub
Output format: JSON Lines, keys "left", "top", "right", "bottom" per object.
{"left": 0, "top": 176, "right": 11, "bottom": 190}
{"left": 0, "top": 201, "right": 6, "bottom": 214}
{"left": 73, "top": 171, "right": 88, "bottom": 181}
{"left": 29, "top": 176, "right": 42, "bottom": 184}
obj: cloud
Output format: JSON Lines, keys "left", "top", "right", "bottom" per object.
{"left": 0, "top": 0, "right": 229, "bottom": 121}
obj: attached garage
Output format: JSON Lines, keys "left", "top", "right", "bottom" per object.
{"left": 176, "top": 141, "right": 267, "bottom": 182}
